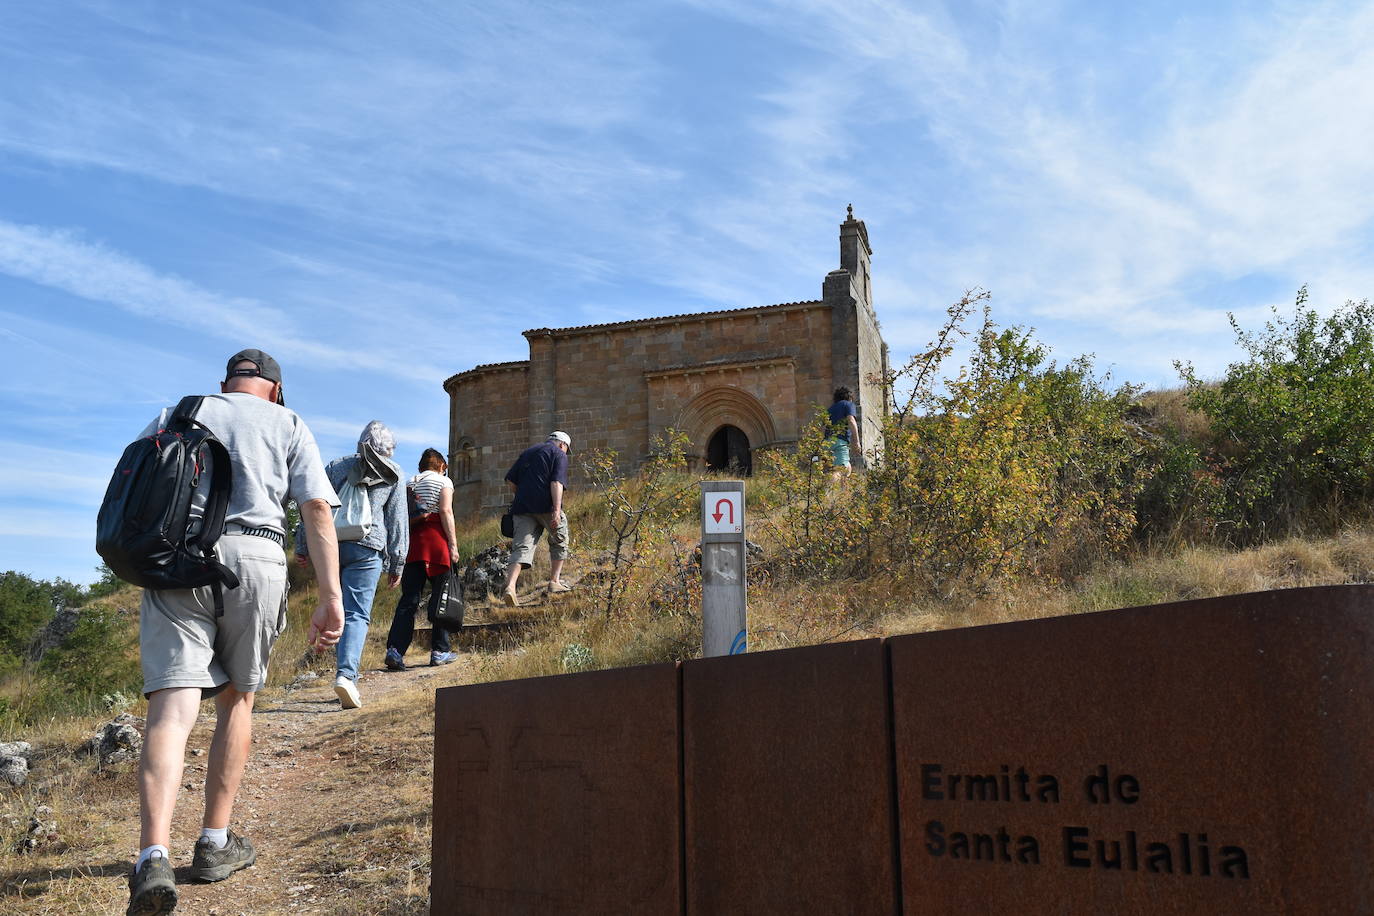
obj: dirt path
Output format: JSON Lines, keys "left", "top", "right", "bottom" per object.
{"left": 126, "top": 652, "right": 480, "bottom": 915}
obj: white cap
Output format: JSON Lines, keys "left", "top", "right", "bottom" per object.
{"left": 548, "top": 430, "right": 572, "bottom": 451}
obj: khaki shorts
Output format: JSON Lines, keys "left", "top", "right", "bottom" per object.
{"left": 140, "top": 533, "right": 288, "bottom": 697}
{"left": 508, "top": 512, "right": 570, "bottom": 569}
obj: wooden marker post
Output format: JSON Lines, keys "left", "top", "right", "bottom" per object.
{"left": 700, "top": 480, "right": 747, "bottom": 657}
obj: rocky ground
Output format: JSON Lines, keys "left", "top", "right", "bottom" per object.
{"left": 2, "top": 646, "right": 487, "bottom": 915}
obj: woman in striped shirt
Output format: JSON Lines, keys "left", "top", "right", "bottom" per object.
{"left": 383, "top": 448, "right": 462, "bottom": 668}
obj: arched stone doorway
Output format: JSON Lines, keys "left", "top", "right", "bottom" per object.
{"left": 675, "top": 386, "right": 777, "bottom": 475}
{"left": 706, "top": 424, "right": 752, "bottom": 475}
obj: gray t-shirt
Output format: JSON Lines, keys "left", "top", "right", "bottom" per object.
{"left": 141, "top": 392, "right": 338, "bottom": 534}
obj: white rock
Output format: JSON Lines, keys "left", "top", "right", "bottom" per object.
{"left": 0, "top": 756, "right": 27, "bottom": 787}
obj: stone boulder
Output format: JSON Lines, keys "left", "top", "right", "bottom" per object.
{"left": 27, "top": 607, "right": 81, "bottom": 661}
{"left": 0, "top": 754, "right": 27, "bottom": 787}
{"left": 464, "top": 545, "right": 513, "bottom": 599}
{"left": 0, "top": 741, "right": 32, "bottom": 760}
{"left": 14, "top": 805, "right": 56, "bottom": 855}
{"left": 78, "top": 713, "right": 143, "bottom": 767}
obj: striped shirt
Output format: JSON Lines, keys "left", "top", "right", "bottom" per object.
{"left": 409, "top": 470, "right": 452, "bottom": 514}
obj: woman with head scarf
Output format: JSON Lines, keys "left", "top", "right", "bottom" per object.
{"left": 295, "top": 420, "right": 408, "bottom": 709}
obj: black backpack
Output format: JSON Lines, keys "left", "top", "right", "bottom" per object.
{"left": 96, "top": 396, "right": 240, "bottom": 612}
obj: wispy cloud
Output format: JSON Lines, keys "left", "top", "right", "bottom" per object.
{"left": 308, "top": 416, "right": 447, "bottom": 453}
{"left": 0, "top": 2, "right": 671, "bottom": 274}
{"left": 672, "top": 0, "right": 1374, "bottom": 384}
{"left": 0, "top": 220, "right": 455, "bottom": 383}
{"left": 0, "top": 445, "right": 110, "bottom": 506}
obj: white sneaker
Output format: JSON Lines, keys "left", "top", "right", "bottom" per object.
{"left": 334, "top": 676, "right": 361, "bottom": 709}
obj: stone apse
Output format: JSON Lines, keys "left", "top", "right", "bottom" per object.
{"left": 442, "top": 208, "right": 889, "bottom": 518}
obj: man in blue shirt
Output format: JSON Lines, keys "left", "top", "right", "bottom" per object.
{"left": 827, "top": 387, "right": 861, "bottom": 479}
{"left": 501, "top": 431, "right": 572, "bottom": 606}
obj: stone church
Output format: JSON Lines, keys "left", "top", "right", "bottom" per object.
{"left": 442, "top": 207, "right": 889, "bottom": 518}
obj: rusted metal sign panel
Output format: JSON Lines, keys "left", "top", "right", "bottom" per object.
{"left": 682, "top": 639, "right": 898, "bottom": 915}
{"left": 433, "top": 662, "right": 681, "bottom": 915}
{"left": 890, "top": 585, "right": 1374, "bottom": 915}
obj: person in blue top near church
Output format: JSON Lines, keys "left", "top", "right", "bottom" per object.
{"left": 501, "top": 431, "right": 573, "bottom": 606}
{"left": 827, "top": 387, "right": 861, "bottom": 480}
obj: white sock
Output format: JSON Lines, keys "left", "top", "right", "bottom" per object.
{"left": 135, "top": 844, "right": 168, "bottom": 871}
{"left": 200, "top": 826, "right": 228, "bottom": 849}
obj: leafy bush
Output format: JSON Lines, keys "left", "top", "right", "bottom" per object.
{"left": 584, "top": 429, "right": 699, "bottom": 618}
{"left": 1178, "top": 289, "right": 1374, "bottom": 543}
{"left": 1131, "top": 418, "right": 1222, "bottom": 547}
{"left": 873, "top": 307, "right": 1144, "bottom": 594}
{"left": 0, "top": 571, "right": 87, "bottom": 678}
{"left": 759, "top": 291, "right": 1147, "bottom": 597}
{"left": 37, "top": 604, "right": 141, "bottom": 698}
{"left": 754, "top": 409, "right": 873, "bottom": 582}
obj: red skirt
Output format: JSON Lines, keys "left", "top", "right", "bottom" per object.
{"left": 407, "top": 514, "right": 450, "bottom": 576}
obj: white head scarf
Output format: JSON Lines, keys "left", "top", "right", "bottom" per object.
{"left": 358, "top": 420, "right": 396, "bottom": 457}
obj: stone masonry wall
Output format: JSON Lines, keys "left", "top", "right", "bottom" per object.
{"left": 446, "top": 364, "right": 530, "bottom": 517}
{"left": 542, "top": 301, "right": 836, "bottom": 466}
{"left": 445, "top": 302, "right": 843, "bottom": 519}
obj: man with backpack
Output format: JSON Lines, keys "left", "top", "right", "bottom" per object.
{"left": 123, "top": 350, "right": 343, "bottom": 916}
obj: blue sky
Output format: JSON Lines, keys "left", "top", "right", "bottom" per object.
{"left": 3, "top": 0, "right": 1373, "bottom": 584}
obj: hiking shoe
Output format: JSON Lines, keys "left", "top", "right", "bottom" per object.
{"left": 384, "top": 648, "right": 406, "bottom": 671}
{"left": 548, "top": 581, "right": 572, "bottom": 594}
{"left": 334, "top": 676, "right": 362, "bottom": 709}
{"left": 430, "top": 651, "right": 457, "bottom": 666}
{"left": 127, "top": 853, "right": 177, "bottom": 915}
{"left": 502, "top": 588, "right": 520, "bottom": 607}
{"left": 187, "top": 830, "right": 257, "bottom": 883}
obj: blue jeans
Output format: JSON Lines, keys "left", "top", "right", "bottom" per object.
{"left": 335, "top": 541, "right": 384, "bottom": 681}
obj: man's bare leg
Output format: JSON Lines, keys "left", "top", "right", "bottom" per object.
{"left": 203, "top": 686, "right": 255, "bottom": 830}
{"left": 139, "top": 687, "right": 202, "bottom": 849}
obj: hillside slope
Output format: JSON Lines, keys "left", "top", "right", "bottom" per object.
{"left": 2, "top": 526, "right": 1372, "bottom": 913}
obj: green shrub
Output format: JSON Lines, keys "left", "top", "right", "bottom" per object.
{"left": 1178, "top": 289, "right": 1374, "bottom": 543}
{"left": 37, "top": 605, "right": 141, "bottom": 699}
{"left": 1132, "top": 428, "right": 1221, "bottom": 546}
{"left": 873, "top": 312, "right": 1144, "bottom": 594}
{"left": 584, "top": 429, "right": 699, "bottom": 618}
{"left": 760, "top": 291, "right": 1147, "bottom": 596}
{"left": 754, "top": 410, "right": 873, "bottom": 582}
{"left": 0, "top": 570, "right": 87, "bottom": 678}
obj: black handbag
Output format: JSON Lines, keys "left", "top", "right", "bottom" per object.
{"left": 500, "top": 512, "right": 514, "bottom": 538}
{"left": 432, "top": 567, "right": 465, "bottom": 627}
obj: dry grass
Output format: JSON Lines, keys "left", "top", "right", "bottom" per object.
{"left": 1137, "top": 385, "right": 1213, "bottom": 443}
{"left": 0, "top": 654, "right": 454, "bottom": 914}
{"left": 5, "top": 470, "right": 1373, "bottom": 913}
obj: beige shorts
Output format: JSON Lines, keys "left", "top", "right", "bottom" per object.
{"left": 140, "top": 533, "right": 288, "bottom": 697}
{"left": 508, "top": 512, "right": 570, "bottom": 569}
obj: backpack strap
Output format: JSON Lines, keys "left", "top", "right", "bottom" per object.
{"left": 208, "top": 557, "right": 241, "bottom": 617}
{"left": 170, "top": 395, "right": 204, "bottom": 428}
{"left": 171, "top": 396, "right": 242, "bottom": 615}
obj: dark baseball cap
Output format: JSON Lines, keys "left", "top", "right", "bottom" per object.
{"left": 225, "top": 348, "right": 285, "bottom": 405}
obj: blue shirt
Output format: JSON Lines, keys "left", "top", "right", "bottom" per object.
{"left": 827, "top": 399, "right": 857, "bottom": 441}
{"left": 505, "top": 441, "right": 569, "bottom": 515}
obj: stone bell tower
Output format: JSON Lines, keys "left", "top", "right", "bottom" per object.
{"left": 824, "top": 205, "right": 887, "bottom": 460}
{"left": 839, "top": 203, "right": 874, "bottom": 315}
